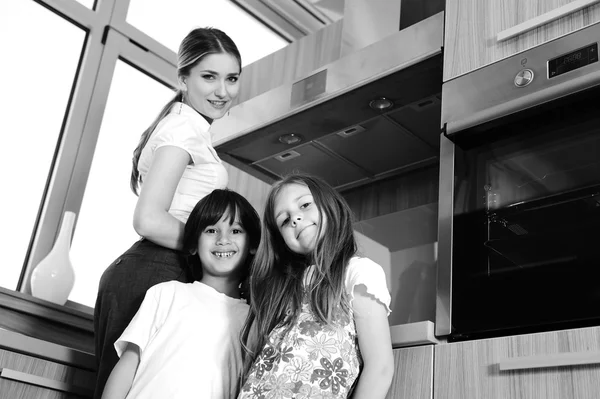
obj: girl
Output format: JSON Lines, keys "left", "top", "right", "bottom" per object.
{"left": 239, "top": 173, "right": 394, "bottom": 399}
{"left": 101, "top": 189, "right": 261, "bottom": 399}
{"left": 94, "top": 27, "right": 241, "bottom": 397}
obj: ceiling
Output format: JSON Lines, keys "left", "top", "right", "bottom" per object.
{"left": 233, "top": 0, "right": 344, "bottom": 41}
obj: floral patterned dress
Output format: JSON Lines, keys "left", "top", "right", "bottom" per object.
{"left": 239, "top": 257, "right": 391, "bottom": 399}
{"left": 239, "top": 294, "right": 360, "bottom": 399}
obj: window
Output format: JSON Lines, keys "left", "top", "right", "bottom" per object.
{"left": 5, "top": 0, "right": 293, "bottom": 309}
{"left": 126, "top": 0, "right": 287, "bottom": 65}
{"left": 0, "top": 0, "right": 85, "bottom": 290}
{"left": 74, "top": 0, "right": 95, "bottom": 9}
{"left": 69, "top": 61, "right": 174, "bottom": 307}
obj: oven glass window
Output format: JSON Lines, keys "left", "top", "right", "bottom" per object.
{"left": 451, "top": 87, "right": 600, "bottom": 339}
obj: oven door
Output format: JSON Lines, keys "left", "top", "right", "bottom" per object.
{"left": 437, "top": 22, "right": 600, "bottom": 340}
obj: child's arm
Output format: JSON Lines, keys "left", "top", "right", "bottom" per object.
{"left": 351, "top": 284, "right": 395, "bottom": 399}
{"left": 101, "top": 343, "right": 141, "bottom": 399}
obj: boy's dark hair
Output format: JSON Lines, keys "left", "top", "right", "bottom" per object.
{"left": 182, "top": 189, "right": 261, "bottom": 283}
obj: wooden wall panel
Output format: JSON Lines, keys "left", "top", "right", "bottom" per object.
{"left": 342, "top": 165, "right": 439, "bottom": 222}
{"left": 237, "top": 20, "right": 343, "bottom": 103}
{"left": 223, "top": 162, "right": 272, "bottom": 217}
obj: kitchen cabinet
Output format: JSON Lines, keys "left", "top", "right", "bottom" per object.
{"left": 386, "top": 345, "right": 434, "bottom": 399}
{"left": 434, "top": 326, "right": 600, "bottom": 399}
{"left": 443, "top": 0, "right": 600, "bottom": 81}
{"left": 0, "top": 331, "right": 96, "bottom": 398}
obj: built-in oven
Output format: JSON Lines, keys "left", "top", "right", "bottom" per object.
{"left": 437, "top": 22, "right": 600, "bottom": 341}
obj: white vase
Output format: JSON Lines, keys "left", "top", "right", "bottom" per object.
{"left": 31, "top": 211, "right": 77, "bottom": 306}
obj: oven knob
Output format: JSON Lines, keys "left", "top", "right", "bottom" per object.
{"left": 514, "top": 69, "right": 534, "bottom": 87}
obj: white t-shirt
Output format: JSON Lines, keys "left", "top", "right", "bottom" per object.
{"left": 137, "top": 102, "right": 228, "bottom": 223}
{"left": 345, "top": 256, "right": 392, "bottom": 315}
{"left": 115, "top": 281, "right": 249, "bottom": 399}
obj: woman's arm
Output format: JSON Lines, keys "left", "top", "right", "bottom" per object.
{"left": 101, "top": 343, "right": 140, "bottom": 399}
{"left": 133, "top": 146, "right": 190, "bottom": 250}
{"left": 351, "top": 284, "right": 395, "bottom": 399}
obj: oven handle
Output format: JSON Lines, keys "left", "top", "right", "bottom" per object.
{"left": 499, "top": 351, "right": 600, "bottom": 371}
{"left": 497, "top": 0, "right": 600, "bottom": 42}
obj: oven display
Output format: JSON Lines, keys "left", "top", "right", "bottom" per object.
{"left": 548, "top": 43, "right": 598, "bottom": 79}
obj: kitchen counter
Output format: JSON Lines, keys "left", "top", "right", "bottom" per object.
{"left": 390, "top": 320, "right": 439, "bottom": 348}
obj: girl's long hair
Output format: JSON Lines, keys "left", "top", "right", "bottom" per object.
{"left": 130, "top": 28, "right": 241, "bottom": 195}
{"left": 181, "top": 189, "right": 261, "bottom": 283}
{"left": 240, "top": 173, "right": 357, "bottom": 376}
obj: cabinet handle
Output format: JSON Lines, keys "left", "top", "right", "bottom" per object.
{"left": 499, "top": 351, "right": 600, "bottom": 371}
{"left": 497, "top": 0, "right": 600, "bottom": 42}
{"left": 0, "top": 368, "right": 93, "bottom": 397}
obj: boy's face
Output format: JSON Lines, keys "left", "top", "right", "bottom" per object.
{"left": 197, "top": 211, "right": 249, "bottom": 279}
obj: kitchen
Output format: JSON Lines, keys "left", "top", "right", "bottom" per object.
{"left": 2, "top": 0, "right": 600, "bottom": 398}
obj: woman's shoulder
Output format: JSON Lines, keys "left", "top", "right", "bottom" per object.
{"left": 153, "top": 111, "right": 200, "bottom": 138}
{"left": 145, "top": 111, "right": 211, "bottom": 157}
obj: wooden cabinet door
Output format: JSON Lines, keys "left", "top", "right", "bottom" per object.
{"left": 434, "top": 326, "right": 600, "bottom": 399}
{"left": 444, "top": 0, "right": 600, "bottom": 81}
{"left": 386, "top": 345, "right": 433, "bottom": 399}
{"left": 0, "top": 349, "right": 95, "bottom": 398}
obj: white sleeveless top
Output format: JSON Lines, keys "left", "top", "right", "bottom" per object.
{"left": 137, "top": 102, "right": 228, "bottom": 223}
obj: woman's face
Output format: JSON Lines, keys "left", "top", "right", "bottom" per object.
{"left": 181, "top": 52, "right": 240, "bottom": 122}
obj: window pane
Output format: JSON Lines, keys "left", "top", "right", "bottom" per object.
{"left": 0, "top": 1, "right": 85, "bottom": 290}
{"left": 74, "top": 0, "right": 95, "bottom": 9}
{"left": 126, "top": 0, "right": 287, "bottom": 66}
{"left": 69, "top": 61, "right": 174, "bottom": 307}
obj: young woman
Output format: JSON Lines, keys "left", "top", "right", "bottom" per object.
{"left": 94, "top": 27, "right": 242, "bottom": 398}
{"left": 101, "top": 189, "right": 261, "bottom": 398}
{"left": 239, "top": 173, "right": 394, "bottom": 399}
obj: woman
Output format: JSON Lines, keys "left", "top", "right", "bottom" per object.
{"left": 93, "top": 27, "right": 242, "bottom": 398}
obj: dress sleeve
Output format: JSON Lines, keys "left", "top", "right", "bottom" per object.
{"left": 149, "top": 115, "right": 207, "bottom": 165}
{"left": 114, "top": 283, "right": 172, "bottom": 357}
{"left": 345, "top": 257, "right": 392, "bottom": 315}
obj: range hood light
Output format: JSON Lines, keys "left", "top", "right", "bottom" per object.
{"left": 278, "top": 133, "right": 303, "bottom": 145}
{"left": 369, "top": 97, "right": 394, "bottom": 111}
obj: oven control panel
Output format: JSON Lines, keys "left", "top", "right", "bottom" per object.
{"left": 548, "top": 43, "right": 598, "bottom": 79}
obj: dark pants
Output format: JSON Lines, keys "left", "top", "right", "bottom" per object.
{"left": 93, "top": 239, "right": 190, "bottom": 398}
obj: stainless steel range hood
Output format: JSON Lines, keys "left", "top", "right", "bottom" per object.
{"left": 212, "top": 9, "right": 444, "bottom": 191}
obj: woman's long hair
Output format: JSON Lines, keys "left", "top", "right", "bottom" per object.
{"left": 240, "top": 173, "right": 357, "bottom": 376}
{"left": 181, "top": 189, "right": 261, "bottom": 283}
{"left": 130, "top": 28, "right": 241, "bottom": 195}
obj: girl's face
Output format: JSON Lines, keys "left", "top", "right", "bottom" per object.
{"left": 180, "top": 52, "right": 240, "bottom": 122}
{"left": 197, "top": 210, "right": 249, "bottom": 279}
{"left": 273, "top": 183, "right": 327, "bottom": 255}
